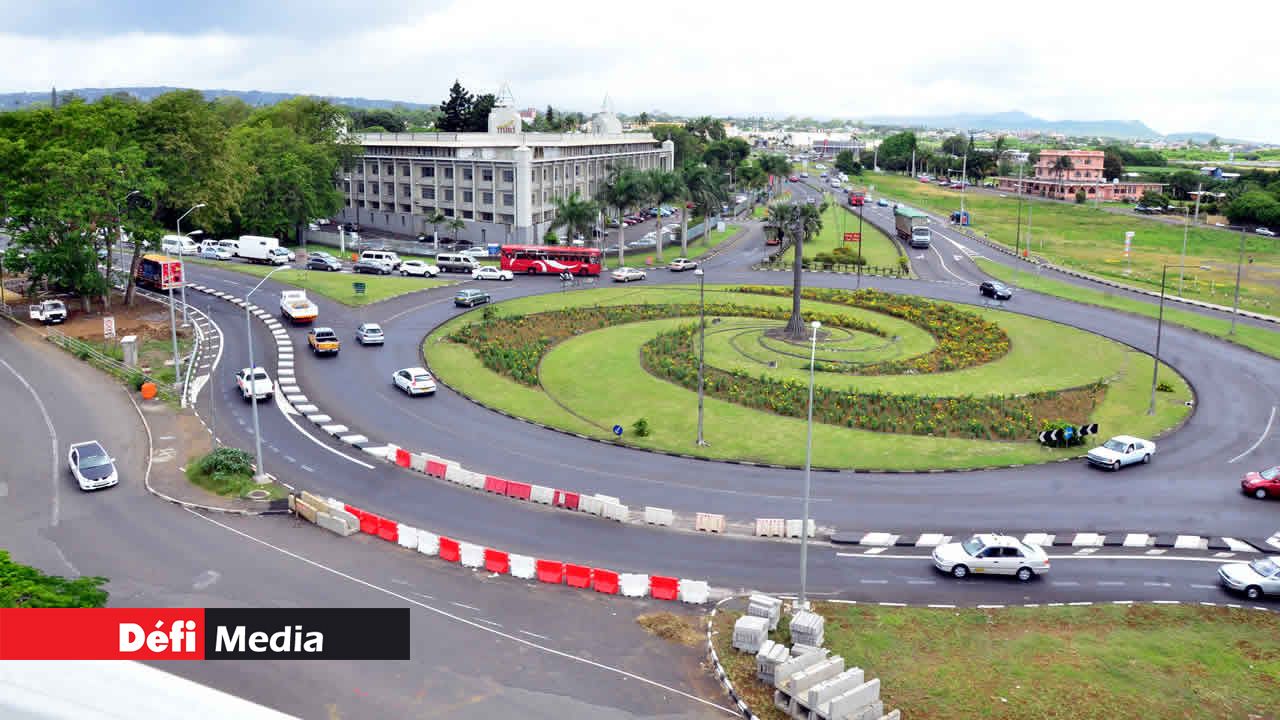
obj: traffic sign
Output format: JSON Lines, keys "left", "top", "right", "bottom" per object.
{"left": 1080, "top": 423, "right": 1098, "bottom": 437}
{"left": 612, "top": 425, "right": 624, "bottom": 437}
{"left": 843, "top": 232, "right": 861, "bottom": 243}
{"left": 353, "top": 282, "right": 366, "bottom": 295}
{"left": 1124, "top": 231, "right": 1133, "bottom": 256}
{"left": 103, "top": 316, "right": 115, "bottom": 340}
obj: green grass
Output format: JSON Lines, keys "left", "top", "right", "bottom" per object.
{"left": 860, "top": 172, "right": 1280, "bottom": 314}
{"left": 189, "top": 258, "right": 453, "bottom": 306}
{"left": 976, "top": 258, "right": 1280, "bottom": 360}
{"left": 604, "top": 224, "right": 742, "bottom": 268}
{"left": 712, "top": 603, "right": 1280, "bottom": 720}
{"left": 798, "top": 203, "right": 901, "bottom": 270}
{"left": 424, "top": 287, "right": 1190, "bottom": 470}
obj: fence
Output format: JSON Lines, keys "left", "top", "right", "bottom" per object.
{"left": 46, "top": 328, "right": 178, "bottom": 401}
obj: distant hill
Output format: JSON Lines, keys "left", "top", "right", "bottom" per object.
{"left": 862, "top": 110, "right": 1167, "bottom": 140}
{"left": 0, "top": 86, "right": 434, "bottom": 111}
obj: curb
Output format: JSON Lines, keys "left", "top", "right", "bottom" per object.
{"left": 706, "top": 596, "right": 761, "bottom": 720}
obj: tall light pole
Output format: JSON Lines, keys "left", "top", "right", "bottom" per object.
{"left": 1231, "top": 225, "right": 1247, "bottom": 336}
{"left": 694, "top": 267, "right": 709, "bottom": 446}
{"left": 1178, "top": 182, "right": 1203, "bottom": 296}
{"left": 246, "top": 264, "right": 291, "bottom": 482}
{"left": 1014, "top": 159, "right": 1025, "bottom": 258}
{"left": 798, "top": 319, "right": 820, "bottom": 610}
{"left": 175, "top": 203, "right": 206, "bottom": 325}
{"left": 1149, "top": 263, "right": 1192, "bottom": 415}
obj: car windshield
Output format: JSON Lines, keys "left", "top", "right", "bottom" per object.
{"left": 1251, "top": 558, "right": 1279, "bottom": 576}
{"left": 960, "top": 536, "right": 986, "bottom": 556}
{"left": 1261, "top": 467, "right": 1280, "bottom": 481}
{"left": 251, "top": 371, "right": 268, "bottom": 381}
{"left": 1103, "top": 439, "right": 1127, "bottom": 452}
{"left": 363, "top": 326, "right": 382, "bottom": 334}
{"left": 78, "top": 446, "right": 111, "bottom": 468}
{"left": 413, "top": 374, "right": 432, "bottom": 383}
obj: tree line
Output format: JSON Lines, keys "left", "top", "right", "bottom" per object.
{"left": 0, "top": 91, "right": 353, "bottom": 310}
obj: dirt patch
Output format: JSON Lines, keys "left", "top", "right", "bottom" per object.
{"left": 637, "top": 612, "right": 705, "bottom": 647}
{"left": 55, "top": 291, "right": 178, "bottom": 346}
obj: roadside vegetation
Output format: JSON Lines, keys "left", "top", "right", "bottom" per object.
{"left": 185, "top": 446, "right": 287, "bottom": 500}
{"left": 0, "top": 550, "right": 109, "bottom": 608}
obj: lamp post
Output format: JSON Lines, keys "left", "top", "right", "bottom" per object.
{"left": 694, "top": 267, "right": 709, "bottom": 447}
{"left": 175, "top": 203, "right": 206, "bottom": 325}
{"left": 246, "top": 264, "right": 291, "bottom": 482}
{"left": 1231, "top": 225, "right": 1246, "bottom": 336}
{"left": 1178, "top": 183, "right": 1202, "bottom": 296}
{"left": 798, "top": 319, "right": 820, "bottom": 609}
{"left": 1149, "top": 263, "right": 1193, "bottom": 415}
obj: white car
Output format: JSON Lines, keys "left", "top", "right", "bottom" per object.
{"left": 611, "top": 267, "right": 647, "bottom": 283}
{"left": 932, "top": 534, "right": 1050, "bottom": 582}
{"left": 393, "top": 367, "right": 437, "bottom": 396}
{"left": 472, "top": 266, "right": 514, "bottom": 281}
{"left": 459, "top": 247, "right": 490, "bottom": 259}
{"left": 400, "top": 260, "right": 440, "bottom": 277}
{"left": 1256, "top": 227, "right": 1276, "bottom": 237}
{"left": 1218, "top": 557, "right": 1280, "bottom": 600}
{"left": 68, "top": 441, "right": 119, "bottom": 491}
{"left": 200, "top": 246, "right": 232, "bottom": 261}
{"left": 234, "top": 367, "right": 274, "bottom": 401}
{"left": 355, "top": 322, "right": 384, "bottom": 345}
{"left": 1087, "top": 435, "right": 1156, "bottom": 471}
{"left": 269, "top": 247, "right": 296, "bottom": 263}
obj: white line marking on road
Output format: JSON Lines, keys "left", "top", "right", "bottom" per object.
{"left": 862, "top": 547, "right": 886, "bottom": 555}
{"left": 272, "top": 392, "right": 374, "bottom": 469}
{"left": 926, "top": 604, "right": 955, "bottom": 609}
{"left": 906, "top": 579, "right": 937, "bottom": 585}
{"left": 193, "top": 570, "right": 221, "bottom": 590}
{"left": 1143, "top": 581, "right": 1171, "bottom": 587}
{"left": 877, "top": 602, "right": 906, "bottom": 607}
{"left": 1190, "top": 584, "right": 1218, "bottom": 590}
{"left": 1229, "top": 405, "right": 1276, "bottom": 463}
{"left": 1051, "top": 581, "right": 1081, "bottom": 586}
{"left": 0, "top": 356, "right": 62, "bottom": 533}
{"left": 183, "top": 509, "right": 735, "bottom": 715}
{"left": 930, "top": 242, "right": 978, "bottom": 286}
{"left": 383, "top": 296, "right": 450, "bottom": 324}
{"left": 859, "top": 579, "right": 889, "bottom": 584}
{"left": 520, "top": 630, "right": 551, "bottom": 640}
{"left": 451, "top": 601, "right": 481, "bottom": 611}
{"left": 300, "top": 465, "right": 315, "bottom": 473}
{"left": 1096, "top": 581, "right": 1126, "bottom": 586}
{"left": 475, "top": 618, "right": 503, "bottom": 628}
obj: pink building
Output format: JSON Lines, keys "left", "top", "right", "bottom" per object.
{"left": 997, "top": 149, "right": 1162, "bottom": 202}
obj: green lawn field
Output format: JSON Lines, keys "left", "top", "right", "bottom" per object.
{"left": 189, "top": 258, "right": 453, "bottom": 306}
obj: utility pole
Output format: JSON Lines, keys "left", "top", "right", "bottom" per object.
{"left": 1014, "top": 160, "right": 1024, "bottom": 258}
{"left": 1231, "top": 225, "right": 1246, "bottom": 335}
{"left": 1179, "top": 182, "right": 1202, "bottom": 296}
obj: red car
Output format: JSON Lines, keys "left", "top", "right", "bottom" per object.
{"left": 788, "top": 175, "right": 799, "bottom": 182}
{"left": 1242, "top": 466, "right": 1280, "bottom": 499}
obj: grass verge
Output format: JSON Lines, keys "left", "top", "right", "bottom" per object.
{"left": 711, "top": 603, "right": 1280, "bottom": 720}
{"left": 977, "top": 258, "right": 1280, "bottom": 360}
{"left": 185, "top": 447, "right": 289, "bottom": 500}
{"left": 189, "top": 258, "right": 453, "bottom": 305}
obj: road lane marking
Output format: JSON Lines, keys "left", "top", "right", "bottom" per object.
{"left": 0, "top": 356, "right": 62, "bottom": 533}
{"left": 1229, "top": 405, "right": 1276, "bottom": 463}
{"left": 520, "top": 630, "right": 550, "bottom": 640}
{"left": 451, "top": 601, "right": 481, "bottom": 611}
{"left": 183, "top": 509, "right": 735, "bottom": 716}
{"left": 859, "top": 579, "right": 889, "bottom": 584}
{"left": 1097, "top": 581, "right": 1126, "bottom": 586}
{"left": 1190, "top": 584, "right": 1218, "bottom": 590}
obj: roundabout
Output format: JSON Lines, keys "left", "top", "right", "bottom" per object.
{"left": 424, "top": 284, "right": 1193, "bottom": 471}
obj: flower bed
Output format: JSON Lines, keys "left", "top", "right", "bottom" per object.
{"left": 641, "top": 324, "right": 1102, "bottom": 440}
{"left": 735, "top": 285, "right": 1010, "bottom": 374}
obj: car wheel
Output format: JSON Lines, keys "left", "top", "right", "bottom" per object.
{"left": 1246, "top": 585, "right": 1263, "bottom": 600}
{"left": 401, "top": 270, "right": 409, "bottom": 276}
{"left": 1016, "top": 567, "right": 1034, "bottom": 582}
{"left": 1112, "top": 461, "right": 1121, "bottom": 471}
{"left": 1255, "top": 488, "right": 1268, "bottom": 500}
{"left": 1142, "top": 454, "right": 1151, "bottom": 464}
{"left": 951, "top": 564, "right": 968, "bottom": 579}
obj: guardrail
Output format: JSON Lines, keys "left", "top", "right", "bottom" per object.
{"left": 46, "top": 328, "right": 178, "bottom": 401}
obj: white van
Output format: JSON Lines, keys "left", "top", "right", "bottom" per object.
{"left": 237, "top": 235, "right": 282, "bottom": 264}
{"left": 217, "top": 239, "right": 240, "bottom": 254}
{"left": 161, "top": 235, "right": 199, "bottom": 255}
{"left": 435, "top": 253, "right": 482, "bottom": 273}
{"left": 359, "top": 250, "right": 401, "bottom": 270}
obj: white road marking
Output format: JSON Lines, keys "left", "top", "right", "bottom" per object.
{"left": 930, "top": 241, "right": 977, "bottom": 286}
{"left": 859, "top": 579, "right": 889, "bottom": 584}
{"left": 182, "top": 510, "right": 735, "bottom": 716}
{"left": 273, "top": 393, "right": 374, "bottom": 469}
{"left": 1096, "top": 581, "right": 1126, "bottom": 586}
{"left": 1190, "top": 584, "right": 1218, "bottom": 590}
{"left": 1229, "top": 405, "right": 1276, "bottom": 463}
{"left": 1051, "top": 581, "right": 1081, "bottom": 587}
{"left": 0, "top": 356, "right": 62, "bottom": 532}
{"left": 193, "top": 570, "right": 221, "bottom": 591}
{"left": 906, "top": 579, "right": 936, "bottom": 585}
{"left": 835, "top": 552, "right": 1232, "bottom": 564}
{"left": 475, "top": 618, "right": 503, "bottom": 628}
{"left": 1144, "top": 581, "right": 1172, "bottom": 587}
{"left": 520, "top": 630, "right": 551, "bottom": 640}
{"left": 451, "top": 601, "right": 481, "bottom": 611}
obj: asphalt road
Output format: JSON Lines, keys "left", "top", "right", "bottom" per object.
{"left": 0, "top": 321, "right": 726, "bottom": 719}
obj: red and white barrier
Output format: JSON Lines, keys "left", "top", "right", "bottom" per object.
{"left": 650, "top": 575, "right": 679, "bottom": 601}
{"left": 510, "top": 554, "right": 536, "bottom": 579}
{"left": 786, "top": 519, "right": 816, "bottom": 538}
{"left": 536, "top": 559, "right": 564, "bottom": 584}
{"left": 755, "top": 518, "right": 786, "bottom": 537}
{"left": 417, "top": 531, "right": 440, "bottom": 557}
{"left": 600, "top": 500, "right": 628, "bottom": 522}
{"left": 396, "top": 525, "right": 419, "bottom": 549}
{"left": 679, "top": 579, "right": 710, "bottom": 604}
{"left": 619, "top": 573, "right": 649, "bottom": 598}
{"left": 578, "top": 495, "right": 603, "bottom": 516}
{"left": 459, "top": 542, "right": 484, "bottom": 568}
{"left": 483, "top": 548, "right": 509, "bottom": 574}
{"left": 592, "top": 569, "right": 620, "bottom": 594}
{"left": 530, "top": 485, "right": 554, "bottom": 504}
{"left": 695, "top": 512, "right": 726, "bottom": 533}
{"left": 564, "top": 563, "right": 591, "bottom": 589}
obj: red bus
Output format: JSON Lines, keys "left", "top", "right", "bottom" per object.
{"left": 499, "top": 245, "right": 603, "bottom": 275}
{"left": 848, "top": 191, "right": 865, "bottom": 207}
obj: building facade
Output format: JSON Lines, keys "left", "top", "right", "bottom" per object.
{"left": 338, "top": 109, "right": 673, "bottom": 245}
{"left": 996, "top": 149, "right": 1162, "bottom": 202}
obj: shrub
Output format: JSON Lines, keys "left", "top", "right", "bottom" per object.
{"left": 1075, "top": 189, "right": 1087, "bottom": 204}
{"left": 632, "top": 417, "right": 651, "bottom": 437}
{"left": 1156, "top": 381, "right": 1174, "bottom": 393}
{"left": 187, "top": 447, "right": 257, "bottom": 496}
{"left": 897, "top": 256, "right": 909, "bottom": 273}
{"left": 127, "top": 371, "right": 145, "bottom": 391}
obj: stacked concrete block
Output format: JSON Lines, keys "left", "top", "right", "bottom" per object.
{"left": 755, "top": 640, "right": 790, "bottom": 685}
{"left": 732, "top": 615, "right": 770, "bottom": 654}
{"left": 790, "top": 610, "right": 826, "bottom": 648}
{"left": 786, "top": 518, "right": 817, "bottom": 538}
{"left": 792, "top": 642, "right": 824, "bottom": 658}
{"left": 773, "top": 647, "right": 830, "bottom": 692}
{"left": 778, "top": 656, "right": 844, "bottom": 717}
{"left": 747, "top": 593, "right": 783, "bottom": 631}
{"left": 803, "top": 668, "right": 865, "bottom": 719}
{"left": 825, "top": 679, "right": 883, "bottom": 720}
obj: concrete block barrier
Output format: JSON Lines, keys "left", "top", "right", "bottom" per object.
{"left": 600, "top": 501, "right": 629, "bottom": 522}
{"left": 394, "top": 447, "right": 410, "bottom": 467}
{"left": 425, "top": 459, "right": 450, "bottom": 478}
{"left": 619, "top": 573, "right": 649, "bottom": 598}
{"left": 594, "top": 493, "right": 621, "bottom": 505}
{"left": 552, "top": 490, "right": 580, "bottom": 510}
{"left": 785, "top": 656, "right": 844, "bottom": 701}
{"left": 417, "top": 531, "right": 440, "bottom": 557}
{"left": 483, "top": 475, "right": 507, "bottom": 494}
{"left": 438, "top": 537, "right": 461, "bottom": 562}
{"left": 300, "top": 491, "right": 329, "bottom": 511}
{"left": 774, "top": 648, "right": 831, "bottom": 690}
{"left": 536, "top": 559, "right": 564, "bottom": 584}
{"left": 807, "top": 668, "right": 865, "bottom": 715}
{"left": 510, "top": 554, "right": 535, "bottom": 579}
{"left": 748, "top": 594, "right": 783, "bottom": 631}
{"left": 755, "top": 518, "right": 786, "bottom": 537}
{"left": 504, "top": 480, "right": 532, "bottom": 501}
{"left": 649, "top": 575, "right": 679, "bottom": 601}
{"left": 316, "top": 511, "right": 358, "bottom": 537}
{"left": 409, "top": 453, "right": 429, "bottom": 473}
{"left": 290, "top": 495, "right": 319, "bottom": 523}
{"left": 827, "top": 678, "right": 880, "bottom": 720}
{"left": 483, "top": 548, "right": 510, "bottom": 574}
{"left": 446, "top": 466, "right": 483, "bottom": 489}
{"left": 644, "top": 506, "right": 674, "bottom": 526}
{"left": 530, "top": 484, "right": 554, "bottom": 504}
{"left": 565, "top": 563, "right": 591, "bottom": 588}
{"left": 578, "top": 495, "right": 604, "bottom": 516}
{"left": 678, "top": 579, "right": 710, "bottom": 604}
{"left": 459, "top": 542, "right": 484, "bottom": 568}
{"left": 787, "top": 519, "right": 816, "bottom": 538}
{"left": 376, "top": 517, "right": 399, "bottom": 543}
{"left": 695, "top": 512, "right": 726, "bottom": 533}
{"left": 591, "top": 568, "right": 619, "bottom": 594}
{"left": 396, "top": 525, "right": 419, "bottom": 549}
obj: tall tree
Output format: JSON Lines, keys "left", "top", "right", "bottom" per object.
{"left": 1102, "top": 147, "right": 1125, "bottom": 181}
{"left": 642, "top": 169, "right": 685, "bottom": 261}
{"left": 549, "top": 192, "right": 600, "bottom": 252}
{"left": 769, "top": 201, "right": 826, "bottom": 339}
{"left": 447, "top": 216, "right": 466, "bottom": 242}
{"left": 1051, "top": 154, "right": 1074, "bottom": 197}
{"left": 757, "top": 153, "right": 792, "bottom": 198}
{"left": 834, "top": 150, "right": 861, "bottom": 176}
{"left": 424, "top": 209, "right": 447, "bottom": 248}
{"left": 941, "top": 134, "right": 967, "bottom": 157}
{"left": 438, "top": 81, "right": 472, "bottom": 132}
{"left": 686, "top": 116, "right": 726, "bottom": 142}
{"left": 681, "top": 163, "right": 728, "bottom": 252}
{"left": 466, "top": 93, "right": 497, "bottom": 132}
{"left": 596, "top": 166, "right": 647, "bottom": 267}
{"left": 877, "top": 131, "right": 918, "bottom": 172}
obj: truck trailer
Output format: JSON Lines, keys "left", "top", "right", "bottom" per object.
{"left": 893, "top": 207, "right": 932, "bottom": 249}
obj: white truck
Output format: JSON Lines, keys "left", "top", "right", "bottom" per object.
{"left": 28, "top": 300, "right": 68, "bottom": 324}
{"left": 237, "top": 235, "right": 285, "bottom": 264}
{"left": 279, "top": 290, "right": 317, "bottom": 324}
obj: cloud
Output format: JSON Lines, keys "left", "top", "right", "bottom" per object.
{"left": 0, "top": 0, "right": 1277, "bottom": 141}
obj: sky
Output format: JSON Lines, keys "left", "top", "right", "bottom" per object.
{"left": 2, "top": 0, "right": 1278, "bottom": 142}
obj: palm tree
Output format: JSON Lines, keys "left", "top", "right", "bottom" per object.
{"left": 447, "top": 217, "right": 466, "bottom": 243}
{"left": 757, "top": 154, "right": 791, "bottom": 199}
{"left": 682, "top": 163, "right": 728, "bottom": 252}
{"left": 549, "top": 192, "right": 599, "bottom": 254}
{"left": 424, "top": 210, "right": 447, "bottom": 249}
{"left": 770, "top": 201, "right": 826, "bottom": 339}
{"left": 596, "top": 165, "right": 647, "bottom": 267}
{"left": 736, "top": 160, "right": 766, "bottom": 207}
{"left": 1051, "top": 154, "right": 1074, "bottom": 199}
{"left": 642, "top": 169, "right": 685, "bottom": 261}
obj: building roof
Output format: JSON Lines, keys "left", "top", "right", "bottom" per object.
{"left": 356, "top": 131, "right": 657, "bottom": 148}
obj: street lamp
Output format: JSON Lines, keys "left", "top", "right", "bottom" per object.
{"left": 798, "top": 319, "right": 820, "bottom": 609}
{"left": 1231, "top": 225, "right": 1247, "bottom": 336}
{"left": 1177, "top": 183, "right": 1204, "bottom": 297}
{"left": 176, "top": 202, "right": 206, "bottom": 325}
{"left": 246, "top": 264, "right": 292, "bottom": 482}
{"left": 694, "top": 268, "right": 709, "bottom": 447}
{"left": 1148, "top": 263, "right": 1194, "bottom": 415}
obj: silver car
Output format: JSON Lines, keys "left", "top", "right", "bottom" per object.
{"left": 356, "top": 322, "right": 384, "bottom": 346}
{"left": 1218, "top": 557, "right": 1280, "bottom": 600}
{"left": 932, "top": 534, "right": 1050, "bottom": 581}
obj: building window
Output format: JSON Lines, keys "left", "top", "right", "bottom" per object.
{"left": 482, "top": 168, "right": 493, "bottom": 182}
{"left": 502, "top": 192, "right": 514, "bottom": 206}
{"left": 444, "top": 189, "right": 454, "bottom": 202}
{"left": 502, "top": 169, "right": 514, "bottom": 183}
{"left": 358, "top": 200, "right": 366, "bottom": 208}
{"left": 463, "top": 190, "right": 473, "bottom": 203}
{"left": 370, "top": 200, "right": 380, "bottom": 209}
{"left": 575, "top": 164, "right": 582, "bottom": 177}
{"left": 370, "top": 165, "right": 378, "bottom": 175}
{"left": 357, "top": 182, "right": 365, "bottom": 193}
{"left": 420, "top": 166, "right": 434, "bottom": 178}
{"left": 384, "top": 165, "right": 393, "bottom": 175}
{"left": 400, "top": 204, "right": 411, "bottom": 213}
{"left": 344, "top": 199, "right": 351, "bottom": 207}
{"left": 401, "top": 166, "right": 410, "bottom": 177}
{"left": 482, "top": 191, "right": 494, "bottom": 204}
{"left": 422, "top": 187, "right": 435, "bottom": 199}
{"left": 383, "top": 182, "right": 393, "bottom": 195}
{"left": 343, "top": 181, "right": 351, "bottom": 193}
{"left": 554, "top": 167, "right": 561, "bottom": 180}
{"left": 356, "top": 165, "right": 364, "bottom": 175}
{"left": 543, "top": 168, "right": 549, "bottom": 181}
{"left": 400, "top": 183, "right": 410, "bottom": 196}
{"left": 463, "top": 168, "right": 473, "bottom": 181}
{"left": 462, "top": 210, "right": 474, "bottom": 219}
{"left": 480, "top": 211, "right": 493, "bottom": 222}
{"left": 499, "top": 213, "right": 514, "bottom": 224}
{"left": 443, "top": 208, "right": 454, "bottom": 217}
{"left": 444, "top": 167, "right": 454, "bottom": 179}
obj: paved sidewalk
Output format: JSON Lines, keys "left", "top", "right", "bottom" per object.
{"left": 130, "top": 393, "right": 285, "bottom": 514}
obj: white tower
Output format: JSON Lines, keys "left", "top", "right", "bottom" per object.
{"left": 487, "top": 82, "right": 522, "bottom": 134}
